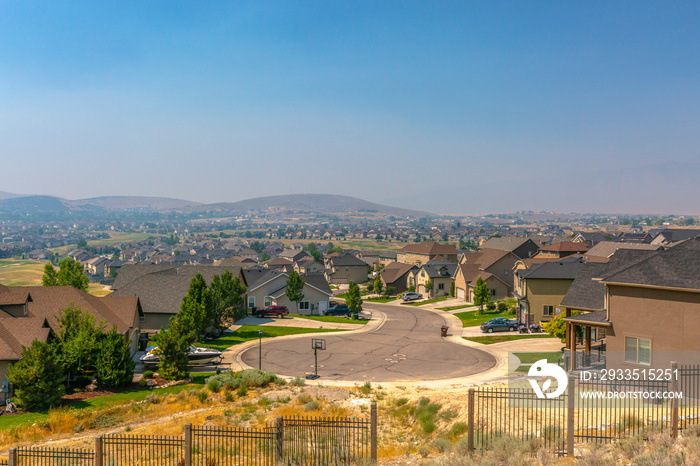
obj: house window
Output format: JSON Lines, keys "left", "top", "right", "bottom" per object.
{"left": 625, "top": 337, "right": 651, "bottom": 365}
{"left": 139, "top": 314, "right": 146, "bottom": 323}
{"left": 543, "top": 305, "right": 554, "bottom": 316}
{"left": 345, "top": 267, "right": 349, "bottom": 271}
{"left": 264, "top": 296, "right": 272, "bottom": 307}
{"left": 299, "top": 301, "right": 310, "bottom": 310}
{"left": 438, "top": 283, "right": 445, "bottom": 290}
{"left": 248, "top": 297, "right": 255, "bottom": 308}
{"left": 490, "top": 289, "right": 497, "bottom": 297}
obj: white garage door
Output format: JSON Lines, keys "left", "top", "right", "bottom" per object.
{"left": 456, "top": 288, "right": 465, "bottom": 300}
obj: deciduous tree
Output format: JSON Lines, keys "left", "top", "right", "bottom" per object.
{"left": 209, "top": 269, "right": 247, "bottom": 326}
{"left": 346, "top": 281, "right": 363, "bottom": 319}
{"left": 55, "top": 304, "right": 104, "bottom": 383}
{"left": 285, "top": 271, "right": 305, "bottom": 314}
{"left": 153, "top": 309, "right": 197, "bottom": 380}
{"left": 473, "top": 277, "right": 491, "bottom": 315}
{"left": 373, "top": 275, "right": 383, "bottom": 295}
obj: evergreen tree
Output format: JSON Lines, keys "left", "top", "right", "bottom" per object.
{"left": 7, "top": 340, "right": 66, "bottom": 410}
{"left": 96, "top": 327, "right": 135, "bottom": 388}
{"left": 153, "top": 310, "right": 196, "bottom": 380}
{"left": 346, "top": 281, "right": 363, "bottom": 319}
{"left": 285, "top": 271, "right": 305, "bottom": 313}
{"left": 183, "top": 273, "right": 213, "bottom": 335}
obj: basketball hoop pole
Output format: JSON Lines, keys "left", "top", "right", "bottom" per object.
{"left": 314, "top": 346, "right": 318, "bottom": 378}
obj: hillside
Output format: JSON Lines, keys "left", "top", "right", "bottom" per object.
{"left": 77, "top": 196, "right": 200, "bottom": 210}
{"left": 0, "top": 191, "right": 21, "bottom": 200}
{"left": 194, "top": 194, "right": 431, "bottom": 217}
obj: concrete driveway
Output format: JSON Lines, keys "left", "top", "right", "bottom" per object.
{"left": 238, "top": 302, "right": 496, "bottom": 383}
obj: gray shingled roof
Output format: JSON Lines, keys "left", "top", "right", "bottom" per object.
{"left": 602, "top": 237, "right": 700, "bottom": 290}
{"left": 518, "top": 258, "right": 585, "bottom": 280}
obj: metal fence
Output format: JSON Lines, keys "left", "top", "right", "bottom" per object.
{"left": 5, "top": 405, "right": 377, "bottom": 466}
{"left": 466, "top": 361, "right": 700, "bottom": 457}
{"left": 279, "top": 415, "right": 374, "bottom": 465}
{"left": 9, "top": 446, "right": 95, "bottom": 465}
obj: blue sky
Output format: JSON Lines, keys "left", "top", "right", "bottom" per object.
{"left": 2, "top": 2, "right": 699, "bottom": 214}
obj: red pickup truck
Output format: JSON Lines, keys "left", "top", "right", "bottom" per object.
{"left": 254, "top": 305, "right": 288, "bottom": 318}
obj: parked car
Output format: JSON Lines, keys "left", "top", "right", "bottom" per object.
{"left": 325, "top": 304, "right": 350, "bottom": 316}
{"left": 480, "top": 317, "right": 518, "bottom": 333}
{"left": 255, "top": 305, "right": 288, "bottom": 318}
{"left": 401, "top": 292, "right": 423, "bottom": 302}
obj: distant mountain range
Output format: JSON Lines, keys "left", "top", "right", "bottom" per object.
{"left": 0, "top": 193, "right": 431, "bottom": 218}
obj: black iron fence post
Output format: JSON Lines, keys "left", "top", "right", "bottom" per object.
{"left": 184, "top": 423, "right": 192, "bottom": 466}
{"left": 95, "top": 436, "right": 103, "bottom": 466}
{"left": 567, "top": 374, "right": 575, "bottom": 457}
{"left": 671, "top": 361, "right": 679, "bottom": 439}
{"left": 467, "top": 388, "right": 475, "bottom": 453}
{"left": 371, "top": 402, "right": 378, "bottom": 463}
{"left": 7, "top": 449, "right": 15, "bottom": 466}
{"left": 276, "top": 416, "right": 284, "bottom": 463}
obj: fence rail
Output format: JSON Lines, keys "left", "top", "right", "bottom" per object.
{"left": 5, "top": 406, "right": 377, "bottom": 466}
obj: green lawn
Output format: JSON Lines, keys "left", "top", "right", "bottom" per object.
{"left": 513, "top": 352, "right": 563, "bottom": 372}
{"left": 404, "top": 296, "right": 449, "bottom": 306}
{"left": 463, "top": 334, "right": 556, "bottom": 345}
{"left": 197, "top": 325, "right": 342, "bottom": 351}
{"left": 364, "top": 297, "right": 397, "bottom": 303}
{"left": 454, "top": 309, "right": 514, "bottom": 327}
{"left": 436, "top": 303, "right": 478, "bottom": 311}
{"left": 287, "top": 314, "right": 367, "bottom": 325}
{"left": 0, "top": 373, "right": 212, "bottom": 431}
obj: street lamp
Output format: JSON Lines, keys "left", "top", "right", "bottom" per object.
{"left": 258, "top": 329, "right": 263, "bottom": 370}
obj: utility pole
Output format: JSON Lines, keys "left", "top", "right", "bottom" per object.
{"left": 258, "top": 329, "right": 263, "bottom": 370}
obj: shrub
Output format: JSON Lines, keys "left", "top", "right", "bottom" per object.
{"left": 497, "top": 301, "right": 508, "bottom": 312}
{"left": 486, "top": 301, "right": 496, "bottom": 312}
{"left": 431, "top": 437, "right": 451, "bottom": 453}
{"left": 541, "top": 425, "right": 563, "bottom": 442}
{"left": 449, "top": 422, "right": 468, "bottom": 439}
{"left": 360, "top": 381, "right": 372, "bottom": 394}
{"left": 145, "top": 393, "right": 160, "bottom": 404}
{"left": 454, "top": 436, "right": 470, "bottom": 455}
{"left": 290, "top": 376, "right": 306, "bottom": 387}
{"left": 139, "top": 378, "right": 148, "bottom": 387}
{"left": 143, "top": 370, "right": 154, "bottom": 379}
{"left": 304, "top": 400, "right": 321, "bottom": 411}
{"left": 394, "top": 397, "right": 408, "bottom": 406}
{"left": 196, "top": 390, "right": 208, "bottom": 403}
{"left": 418, "top": 445, "right": 430, "bottom": 458}
{"left": 6, "top": 340, "right": 65, "bottom": 410}
{"left": 225, "top": 392, "right": 235, "bottom": 402}
{"left": 207, "top": 379, "right": 221, "bottom": 393}
{"left": 237, "top": 386, "right": 248, "bottom": 397}
{"left": 75, "top": 375, "right": 92, "bottom": 387}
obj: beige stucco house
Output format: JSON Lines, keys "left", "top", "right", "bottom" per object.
{"left": 245, "top": 271, "right": 333, "bottom": 315}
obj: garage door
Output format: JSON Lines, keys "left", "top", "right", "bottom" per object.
{"left": 456, "top": 288, "right": 465, "bottom": 300}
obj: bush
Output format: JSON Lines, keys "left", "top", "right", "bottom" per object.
{"left": 431, "top": 437, "right": 451, "bottom": 453}
{"left": 143, "top": 370, "right": 154, "bottom": 379}
{"left": 75, "top": 375, "right": 92, "bottom": 387}
{"left": 449, "top": 422, "right": 468, "bottom": 439}
{"left": 139, "top": 378, "right": 148, "bottom": 387}
{"left": 497, "top": 301, "right": 508, "bottom": 312}
{"left": 304, "top": 400, "right": 321, "bottom": 411}
{"left": 290, "top": 376, "right": 306, "bottom": 387}
{"left": 360, "top": 381, "right": 372, "bottom": 394}
{"left": 196, "top": 390, "right": 208, "bottom": 403}
{"left": 237, "top": 386, "right": 248, "bottom": 397}
{"left": 207, "top": 379, "right": 221, "bottom": 393}
{"left": 6, "top": 340, "right": 65, "bottom": 410}
{"left": 486, "top": 301, "right": 496, "bottom": 312}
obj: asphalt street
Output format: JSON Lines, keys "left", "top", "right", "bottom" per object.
{"left": 240, "top": 302, "right": 497, "bottom": 382}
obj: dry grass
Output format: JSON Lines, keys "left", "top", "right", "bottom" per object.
{"left": 0, "top": 259, "right": 45, "bottom": 286}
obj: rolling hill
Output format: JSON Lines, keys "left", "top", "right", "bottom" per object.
{"left": 191, "top": 194, "right": 431, "bottom": 217}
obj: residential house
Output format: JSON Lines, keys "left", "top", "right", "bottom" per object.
{"left": 278, "top": 250, "right": 312, "bottom": 263}
{"left": 377, "top": 251, "right": 397, "bottom": 268}
{"left": 572, "top": 231, "right": 618, "bottom": 247}
{"left": 378, "top": 262, "right": 417, "bottom": 295}
{"left": 561, "top": 240, "right": 700, "bottom": 370}
{"left": 533, "top": 241, "right": 589, "bottom": 259}
{"left": 245, "top": 271, "right": 332, "bottom": 315}
{"left": 479, "top": 237, "right": 540, "bottom": 259}
{"left": 453, "top": 248, "right": 519, "bottom": 302}
{"left": 410, "top": 260, "right": 457, "bottom": 298}
{"left": 514, "top": 257, "right": 585, "bottom": 325}
{"left": 0, "top": 284, "right": 142, "bottom": 399}
{"left": 650, "top": 228, "right": 700, "bottom": 246}
{"left": 104, "top": 260, "right": 125, "bottom": 277}
{"left": 583, "top": 241, "right": 661, "bottom": 262}
{"left": 85, "top": 256, "right": 109, "bottom": 276}
{"left": 357, "top": 251, "right": 379, "bottom": 269}
{"left": 397, "top": 241, "right": 458, "bottom": 266}
{"left": 110, "top": 265, "right": 242, "bottom": 331}
{"left": 294, "top": 258, "right": 324, "bottom": 275}
{"left": 324, "top": 254, "right": 369, "bottom": 285}
{"left": 263, "top": 257, "right": 294, "bottom": 273}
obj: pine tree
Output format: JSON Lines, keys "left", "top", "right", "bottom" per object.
{"left": 96, "top": 327, "right": 135, "bottom": 388}
{"left": 373, "top": 275, "right": 383, "bottom": 295}
{"left": 153, "top": 310, "right": 196, "bottom": 380}
{"left": 55, "top": 305, "right": 103, "bottom": 384}
{"left": 183, "top": 273, "right": 213, "bottom": 335}
{"left": 7, "top": 340, "right": 66, "bottom": 410}
{"left": 209, "top": 270, "right": 247, "bottom": 326}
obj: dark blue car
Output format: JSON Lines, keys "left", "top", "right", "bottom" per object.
{"left": 480, "top": 317, "right": 518, "bottom": 333}
{"left": 325, "top": 304, "right": 350, "bottom": 316}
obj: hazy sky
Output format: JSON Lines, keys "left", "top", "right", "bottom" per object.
{"left": 2, "top": 2, "right": 699, "bottom": 214}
